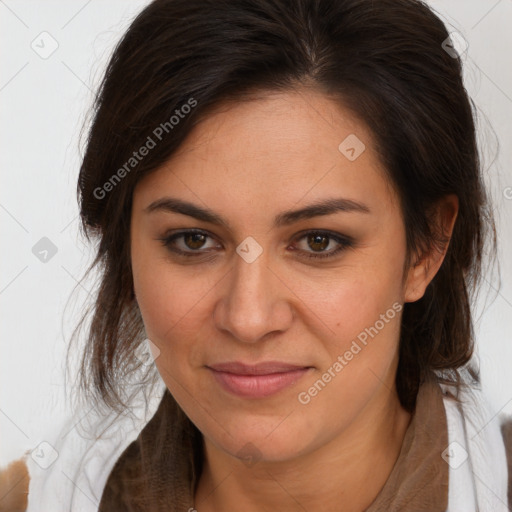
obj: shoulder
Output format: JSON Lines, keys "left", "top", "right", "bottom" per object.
{"left": 438, "top": 373, "right": 511, "bottom": 510}
{"left": 13, "top": 383, "right": 167, "bottom": 511}
{"left": 501, "top": 415, "right": 512, "bottom": 507}
{"left": 0, "top": 458, "right": 29, "bottom": 512}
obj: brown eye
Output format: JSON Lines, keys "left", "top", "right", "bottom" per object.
{"left": 159, "top": 230, "right": 219, "bottom": 257}
{"left": 293, "top": 231, "right": 354, "bottom": 260}
{"left": 183, "top": 232, "right": 207, "bottom": 250}
{"left": 307, "top": 234, "right": 330, "bottom": 252}
{"left": 159, "top": 229, "right": 353, "bottom": 261}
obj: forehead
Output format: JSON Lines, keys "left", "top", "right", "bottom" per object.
{"left": 133, "top": 89, "right": 399, "bottom": 221}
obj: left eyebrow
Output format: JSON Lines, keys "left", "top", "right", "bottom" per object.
{"left": 274, "top": 197, "right": 371, "bottom": 227}
{"left": 144, "top": 196, "right": 371, "bottom": 230}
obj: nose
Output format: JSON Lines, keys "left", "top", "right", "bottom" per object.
{"left": 213, "top": 246, "right": 294, "bottom": 344}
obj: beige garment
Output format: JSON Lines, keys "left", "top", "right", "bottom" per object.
{"left": 365, "top": 375, "right": 448, "bottom": 511}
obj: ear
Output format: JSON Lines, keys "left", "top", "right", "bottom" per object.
{"left": 404, "top": 194, "right": 459, "bottom": 303}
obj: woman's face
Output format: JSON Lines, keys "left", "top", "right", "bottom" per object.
{"left": 131, "top": 89, "right": 418, "bottom": 463}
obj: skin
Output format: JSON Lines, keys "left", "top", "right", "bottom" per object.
{"left": 130, "top": 88, "right": 458, "bottom": 512}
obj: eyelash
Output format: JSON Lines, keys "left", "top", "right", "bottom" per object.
{"left": 158, "top": 229, "right": 354, "bottom": 260}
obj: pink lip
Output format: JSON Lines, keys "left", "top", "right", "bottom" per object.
{"left": 207, "top": 361, "right": 312, "bottom": 399}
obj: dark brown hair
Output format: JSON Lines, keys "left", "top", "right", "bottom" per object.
{"left": 72, "top": 0, "right": 496, "bottom": 429}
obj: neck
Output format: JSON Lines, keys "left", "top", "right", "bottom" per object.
{"left": 194, "top": 386, "right": 412, "bottom": 512}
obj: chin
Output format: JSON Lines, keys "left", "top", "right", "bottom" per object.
{"left": 205, "top": 417, "right": 316, "bottom": 466}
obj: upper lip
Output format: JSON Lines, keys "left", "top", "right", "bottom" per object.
{"left": 207, "top": 361, "right": 311, "bottom": 375}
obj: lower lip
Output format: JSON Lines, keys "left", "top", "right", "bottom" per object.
{"left": 209, "top": 368, "right": 311, "bottom": 399}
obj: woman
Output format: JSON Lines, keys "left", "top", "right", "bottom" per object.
{"left": 3, "top": 0, "right": 511, "bottom": 510}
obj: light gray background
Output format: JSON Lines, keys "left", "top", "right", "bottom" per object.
{"left": 1, "top": 0, "right": 511, "bottom": 466}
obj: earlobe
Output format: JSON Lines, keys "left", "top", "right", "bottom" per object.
{"left": 403, "top": 194, "right": 459, "bottom": 303}
{"left": 404, "top": 258, "right": 429, "bottom": 303}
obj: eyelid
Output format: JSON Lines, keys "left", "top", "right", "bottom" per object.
{"left": 290, "top": 230, "right": 354, "bottom": 259}
{"left": 159, "top": 228, "right": 221, "bottom": 252}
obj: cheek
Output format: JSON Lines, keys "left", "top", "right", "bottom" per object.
{"left": 294, "top": 251, "right": 405, "bottom": 398}
{"left": 131, "top": 237, "right": 189, "bottom": 339}
{"left": 294, "top": 278, "right": 403, "bottom": 433}
{"left": 319, "top": 288, "right": 402, "bottom": 382}
{"left": 131, "top": 243, "right": 220, "bottom": 375}
{"left": 132, "top": 263, "right": 211, "bottom": 401}
{"left": 297, "top": 259, "right": 404, "bottom": 348}
{"left": 134, "top": 265, "right": 207, "bottom": 341}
